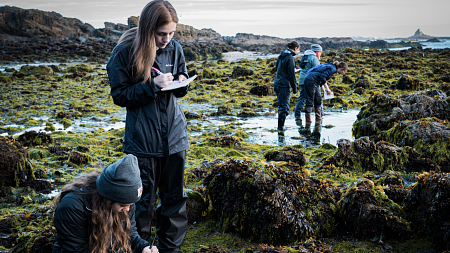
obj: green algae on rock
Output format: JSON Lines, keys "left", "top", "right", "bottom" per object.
{"left": 320, "top": 137, "right": 439, "bottom": 173}
{"left": 204, "top": 159, "right": 337, "bottom": 244}
{"left": 382, "top": 118, "right": 450, "bottom": 171}
{"left": 352, "top": 90, "right": 449, "bottom": 138}
{"left": 405, "top": 171, "right": 450, "bottom": 251}
{"left": 0, "top": 137, "right": 36, "bottom": 196}
{"left": 336, "top": 178, "right": 411, "bottom": 240}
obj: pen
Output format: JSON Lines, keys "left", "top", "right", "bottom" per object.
{"left": 152, "top": 67, "right": 163, "bottom": 75}
{"left": 150, "top": 235, "right": 156, "bottom": 247}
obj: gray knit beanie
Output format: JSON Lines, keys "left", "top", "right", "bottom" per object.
{"left": 311, "top": 44, "right": 323, "bottom": 52}
{"left": 96, "top": 154, "right": 143, "bottom": 203}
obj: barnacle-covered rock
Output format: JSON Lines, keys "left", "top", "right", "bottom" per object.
{"left": 208, "top": 136, "right": 241, "bottom": 148}
{"left": 383, "top": 118, "right": 450, "bottom": 171}
{"left": 395, "top": 75, "right": 424, "bottom": 90}
{"left": 249, "top": 85, "right": 274, "bottom": 96}
{"left": 16, "top": 131, "right": 53, "bottom": 147}
{"left": 69, "top": 150, "right": 89, "bottom": 165}
{"left": 204, "top": 159, "right": 337, "bottom": 244}
{"left": 0, "top": 136, "right": 36, "bottom": 196}
{"left": 336, "top": 178, "right": 411, "bottom": 239}
{"left": 405, "top": 171, "right": 450, "bottom": 251}
{"left": 237, "top": 108, "right": 259, "bottom": 117}
{"left": 232, "top": 66, "right": 254, "bottom": 77}
{"left": 264, "top": 146, "right": 306, "bottom": 167}
{"left": 185, "top": 189, "right": 207, "bottom": 224}
{"left": 352, "top": 90, "right": 449, "bottom": 138}
{"left": 211, "top": 105, "right": 232, "bottom": 116}
{"left": 250, "top": 238, "right": 332, "bottom": 253}
{"left": 320, "top": 137, "right": 439, "bottom": 172}
{"left": 373, "top": 171, "right": 410, "bottom": 206}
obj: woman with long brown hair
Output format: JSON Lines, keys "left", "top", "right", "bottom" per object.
{"left": 106, "top": 1, "right": 189, "bottom": 252}
{"left": 52, "top": 154, "right": 158, "bottom": 253}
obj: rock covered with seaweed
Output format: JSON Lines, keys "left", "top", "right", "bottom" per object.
{"left": 204, "top": 159, "right": 338, "bottom": 244}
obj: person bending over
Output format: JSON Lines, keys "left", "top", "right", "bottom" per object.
{"left": 53, "top": 154, "right": 158, "bottom": 253}
{"left": 304, "top": 61, "right": 348, "bottom": 124}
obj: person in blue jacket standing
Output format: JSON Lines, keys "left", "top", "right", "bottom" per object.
{"left": 106, "top": 1, "right": 189, "bottom": 252}
{"left": 294, "top": 44, "right": 325, "bottom": 120}
{"left": 304, "top": 61, "right": 348, "bottom": 124}
{"left": 273, "top": 41, "right": 300, "bottom": 131}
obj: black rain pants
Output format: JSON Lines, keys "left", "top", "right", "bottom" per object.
{"left": 135, "top": 151, "right": 188, "bottom": 253}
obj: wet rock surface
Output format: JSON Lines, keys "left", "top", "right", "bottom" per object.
{"left": 353, "top": 90, "right": 449, "bottom": 138}
{"left": 264, "top": 146, "right": 306, "bottom": 167}
{"left": 0, "top": 136, "right": 35, "bottom": 195}
{"left": 204, "top": 159, "right": 337, "bottom": 244}
{"left": 336, "top": 178, "right": 410, "bottom": 239}
{"left": 383, "top": 118, "right": 450, "bottom": 171}
{"left": 405, "top": 172, "right": 450, "bottom": 251}
{"left": 320, "top": 137, "right": 438, "bottom": 173}
{"left": 16, "top": 131, "right": 53, "bottom": 147}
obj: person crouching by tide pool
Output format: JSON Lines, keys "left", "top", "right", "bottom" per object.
{"left": 304, "top": 61, "right": 348, "bottom": 125}
{"left": 273, "top": 41, "right": 300, "bottom": 131}
{"left": 53, "top": 154, "right": 158, "bottom": 253}
{"left": 294, "top": 44, "right": 323, "bottom": 121}
{"left": 106, "top": 1, "right": 190, "bottom": 252}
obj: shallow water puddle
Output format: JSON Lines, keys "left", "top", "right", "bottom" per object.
{"left": 2, "top": 107, "right": 359, "bottom": 148}
{"left": 237, "top": 109, "right": 360, "bottom": 147}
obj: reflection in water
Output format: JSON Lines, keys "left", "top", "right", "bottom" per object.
{"left": 277, "top": 131, "right": 285, "bottom": 146}
{"left": 241, "top": 109, "right": 360, "bottom": 147}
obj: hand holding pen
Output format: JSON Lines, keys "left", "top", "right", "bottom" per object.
{"left": 142, "top": 236, "right": 158, "bottom": 253}
{"left": 152, "top": 67, "right": 186, "bottom": 86}
{"left": 152, "top": 67, "right": 173, "bottom": 88}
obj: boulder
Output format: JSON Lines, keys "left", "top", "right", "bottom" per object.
{"left": 383, "top": 118, "right": 450, "bottom": 172}
{"left": 352, "top": 90, "right": 449, "bottom": 138}
{"left": 320, "top": 137, "right": 439, "bottom": 173}
{"left": 405, "top": 171, "right": 450, "bottom": 251}
{"left": 336, "top": 178, "right": 411, "bottom": 239}
{"left": 0, "top": 137, "right": 35, "bottom": 196}
{"left": 204, "top": 159, "right": 338, "bottom": 244}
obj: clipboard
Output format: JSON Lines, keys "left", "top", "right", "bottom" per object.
{"left": 324, "top": 91, "right": 334, "bottom": 100}
{"left": 161, "top": 75, "right": 197, "bottom": 91}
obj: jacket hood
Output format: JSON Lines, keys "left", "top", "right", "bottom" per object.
{"left": 303, "top": 50, "right": 316, "bottom": 56}
{"left": 279, "top": 49, "right": 295, "bottom": 61}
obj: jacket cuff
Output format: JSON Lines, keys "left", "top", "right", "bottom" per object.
{"left": 149, "top": 78, "right": 162, "bottom": 93}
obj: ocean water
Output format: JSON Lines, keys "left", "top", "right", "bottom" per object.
{"left": 388, "top": 39, "right": 450, "bottom": 51}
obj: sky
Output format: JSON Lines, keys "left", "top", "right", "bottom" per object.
{"left": 2, "top": 0, "right": 450, "bottom": 39}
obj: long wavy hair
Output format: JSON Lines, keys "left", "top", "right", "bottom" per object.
{"left": 116, "top": 0, "right": 178, "bottom": 83}
{"left": 54, "top": 171, "right": 132, "bottom": 253}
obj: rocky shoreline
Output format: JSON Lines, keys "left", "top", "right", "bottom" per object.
{"left": 0, "top": 5, "right": 427, "bottom": 63}
{"left": 1, "top": 43, "right": 450, "bottom": 251}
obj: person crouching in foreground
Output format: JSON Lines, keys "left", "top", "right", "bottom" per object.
{"left": 52, "top": 154, "right": 158, "bottom": 253}
{"left": 273, "top": 41, "right": 300, "bottom": 131}
{"left": 304, "top": 61, "right": 348, "bottom": 125}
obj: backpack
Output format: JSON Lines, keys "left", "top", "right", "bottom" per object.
{"left": 299, "top": 55, "right": 309, "bottom": 69}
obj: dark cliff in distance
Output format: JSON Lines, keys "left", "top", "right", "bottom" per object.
{"left": 0, "top": 6, "right": 441, "bottom": 63}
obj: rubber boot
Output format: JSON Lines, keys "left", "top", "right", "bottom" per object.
{"left": 277, "top": 115, "right": 286, "bottom": 131}
{"left": 295, "top": 116, "right": 303, "bottom": 128}
{"left": 305, "top": 112, "right": 312, "bottom": 123}
{"left": 314, "top": 107, "right": 322, "bottom": 125}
